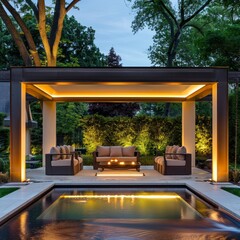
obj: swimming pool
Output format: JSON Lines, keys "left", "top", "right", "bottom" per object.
{"left": 0, "top": 187, "right": 240, "bottom": 239}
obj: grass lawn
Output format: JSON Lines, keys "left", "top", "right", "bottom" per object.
{"left": 0, "top": 188, "right": 19, "bottom": 198}
{"left": 222, "top": 187, "right": 240, "bottom": 197}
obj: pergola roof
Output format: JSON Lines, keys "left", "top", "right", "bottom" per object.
{"left": 19, "top": 67, "right": 225, "bottom": 102}
{"left": 10, "top": 67, "right": 229, "bottom": 182}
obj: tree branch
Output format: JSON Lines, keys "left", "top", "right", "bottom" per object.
{"left": 25, "top": 0, "right": 39, "bottom": 20}
{"left": 0, "top": 2, "right": 32, "bottom": 66}
{"left": 66, "top": 0, "right": 80, "bottom": 13}
{"left": 1, "top": 0, "right": 41, "bottom": 66}
{"left": 184, "top": 0, "right": 213, "bottom": 24}
{"left": 38, "top": 0, "right": 51, "bottom": 61}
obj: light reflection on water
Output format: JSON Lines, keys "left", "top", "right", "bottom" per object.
{"left": 0, "top": 188, "right": 240, "bottom": 240}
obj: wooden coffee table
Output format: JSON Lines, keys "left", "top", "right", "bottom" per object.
{"left": 99, "top": 159, "right": 141, "bottom": 172}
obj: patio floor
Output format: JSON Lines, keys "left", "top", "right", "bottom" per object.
{"left": 0, "top": 166, "right": 240, "bottom": 224}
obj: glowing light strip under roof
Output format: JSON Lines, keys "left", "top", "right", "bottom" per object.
{"left": 61, "top": 194, "right": 180, "bottom": 199}
{"left": 33, "top": 84, "right": 205, "bottom": 98}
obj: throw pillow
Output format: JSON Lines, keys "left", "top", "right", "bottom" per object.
{"left": 110, "top": 146, "right": 123, "bottom": 157}
{"left": 176, "top": 146, "right": 187, "bottom": 160}
{"left": 165, "top": 145, "right": 173, "bottom": 159}
{"left": 122, "top": 146, "right": 135, "bottom": 156}
{"left": 98, "top": 146, "right": 110, "bottom": 157}
{"left": 171, "top": 145, "right": 179, "bottom": 159}
{"left": 50, "top": 146, "right": 60, "bottom": 160}
{"left": 59, "top": 146, "right": 67, "bottom": 159}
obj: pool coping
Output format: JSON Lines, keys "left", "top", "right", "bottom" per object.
{"left": 0, "top": 180, "right": 240, "bottom": 225}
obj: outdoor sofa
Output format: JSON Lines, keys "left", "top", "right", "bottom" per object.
{"left": 93, "top": 146, "right": 140, "bottom": 171}
{"left": 154, "top": 145, "right": 192, "bottom": 175}
{"left": 45, "top": 145, "right": 83, "bottom": 175}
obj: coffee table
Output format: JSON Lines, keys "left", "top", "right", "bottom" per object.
{"left": 99, "top": 159, "right": 141, "bottom": 172}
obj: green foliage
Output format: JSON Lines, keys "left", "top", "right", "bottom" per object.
{"left": 195, "top": 116, "right": 212, "bottom": 157}
{"left": 81, "top": 114, "right": 211, "bottom": 157}
{"left": 0, "top": 158, "right": 6, "bottom": 172}
{"left": 229, "top": 88, "right": 240, "bottom": 164}
{"left": 30, "top": 102, "right": 43, "bottom": 154}
{"left": 57, "top": 102, "right": 88, "bottom": 146}
{"left": 58, "top": 16, "right": 107, "bottom": 67}
{"left": 0, "top": 112, "right": 6, "bottom": 126}
{"left": 0, "top": 112, "right": 9, "bottom": 158}
{"left": 107, "top": 47, "right": 122, "bottom": 67}
{"left": 129, "top": 0, "right": 213, "bottom": 66}
{"left": 0, "top": 173, "right": 8, "bottom": 184}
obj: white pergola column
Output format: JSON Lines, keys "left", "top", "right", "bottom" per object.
{"left": 212, "top": 82, "right": 228, "bottom": 182}
{"left": 182, "top": 101, "right": 196, "bottom": 166}
{"left": 42, "top": 101, "right": 56, "bottom": 167}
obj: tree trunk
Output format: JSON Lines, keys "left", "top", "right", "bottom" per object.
{"left": 0, "top": 3, "right": 32, "bottom": 66}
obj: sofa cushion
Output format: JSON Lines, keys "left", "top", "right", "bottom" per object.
{"left": 59, "top": 146, "right": 67, "bottom": 159}
{"left": 171, "top": 145, "right": 179, "bottom": 159}
{"left": 122, "top": 146, "right": 135, "bottom": 157}
{"left": 165, "top": 145, "right": 173, "bottom": 159}
{"left": 51, "top": 159, "right": 79, "bottom": 167}
{"left": 110, "top": 146, "right": 122, "bottom": 157}
{"left": 166, "top": 159, "right": 186, "bottom": 166}
{"left": 64, "top": 145, "right": 70, "bottom": 154}
{"left": 98, "top": 146, "right": 110, "bottom": 157}
{"left": 50, "top": 147, "right": 60, "bottom": 160}
{"left": 176, "top": 146, "right": 187, "bottom": 160}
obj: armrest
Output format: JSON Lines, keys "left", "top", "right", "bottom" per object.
{"left": 134, "top": 151, "right": 140, "bottom": 162}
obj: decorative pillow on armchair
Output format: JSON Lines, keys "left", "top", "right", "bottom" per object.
{"left": 176, "top": 146, "right": 187, "bottom": 160}
{"left": 50, "top": 147, "right": 60, "bottom": 160}
{"left": 122, "top": 146, "right": 135, "bottom": 156}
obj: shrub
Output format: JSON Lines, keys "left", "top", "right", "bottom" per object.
{"left": 0, "top": 173, "right": 8, "bottom": 183}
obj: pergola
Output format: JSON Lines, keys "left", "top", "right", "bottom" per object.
{"left": 10, "top": 67, "right": 228, "bottom": 182}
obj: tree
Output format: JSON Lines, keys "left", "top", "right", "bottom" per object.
{"left": 129, "top": 0, "right": 213, "bottom": 67}
{"left": 0, "top": 0, "right": 80, "bottom": 66}
{"left": 88, "top": 103, "right": 140, "bottom": 117}
{"left": 107, "top": 47, "right": 122, "bottom": 67}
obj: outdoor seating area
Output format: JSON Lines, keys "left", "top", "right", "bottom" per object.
{"left": 154, "top": 145, "right": 192, "bottom": 175}
{"left": 45, "top": 145, "right": 83, "bottom": 175}
{"left": 93, "top": 146, "right": 140, "bottom": 171}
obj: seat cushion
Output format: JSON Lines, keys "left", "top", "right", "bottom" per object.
{"left": 96, "top": 156, "right": 137, "bottom": 163}
{"left": 98, "top": 146, "right": 110, "bottom": 156}
{"left": 51, "top": 159, "right": 79, "bottom": 167}
{"left": 166, "top": 159, "right": 186, "bottom": 166}
{"left": 50, "top": 147, "right": 60, "bottom": 160}
{"left": 122, "top": 146, "right": 135, "bottom": 156}
{"left": 110, "top": 146, "right": 122, "bottom": 157}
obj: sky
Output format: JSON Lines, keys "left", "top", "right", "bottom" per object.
{"left": 71, "top": 0, "right": 154, "bottom": 66}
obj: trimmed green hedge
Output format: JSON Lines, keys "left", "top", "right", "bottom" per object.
{"left": 80, "top": 115, "right": 212, "bottom": 157}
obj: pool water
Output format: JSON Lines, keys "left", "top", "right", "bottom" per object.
{"left": 0, "top": 188, "right": 240, "bottom": 240}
